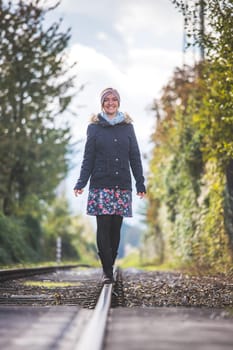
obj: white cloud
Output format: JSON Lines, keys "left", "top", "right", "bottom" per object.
{"left": 96, "top": 31, "right": 109, "bottom": 41}
{"left": 115, "top": 0, "right": 183, "bottom": 47}
{"left": 57, "top": 0, "right": 183, "bottom": 49}
{"left": 58, "top": 0, "right": 118, "bottom": 16}
{"left": 67, "top": 42, "right": 183, "bottom": 150}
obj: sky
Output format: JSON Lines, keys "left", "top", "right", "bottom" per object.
{"left": 48, "top": 0, "right": 189, "bottom": 224}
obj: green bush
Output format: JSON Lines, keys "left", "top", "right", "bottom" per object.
{"left": 0, "top": 213, "right": 38, "bottom": 264}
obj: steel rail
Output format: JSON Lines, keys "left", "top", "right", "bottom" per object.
{"left": 75, "top": 270, "right": 117, "bottom": 350}
{"left": 0, "top": 264, "right": 90, "bottom": 281}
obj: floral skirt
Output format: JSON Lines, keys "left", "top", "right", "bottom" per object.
{"left": 87, "top": 188, "right": 132, "bottom": 217}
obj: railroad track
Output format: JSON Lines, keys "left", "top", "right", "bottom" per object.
{"left": 0, "top": 264, "right": 90, "bottom": 282}
{"left": 75, "top": 268, "right": 123, "bottom": 350}
{"left": 0, "top": 265, "right": 125, "bottom": 349}
{"left": 1, "top": 267, "right": 233, "bottom": 349}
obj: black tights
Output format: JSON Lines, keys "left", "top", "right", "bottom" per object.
{"left": 96, "top": 215, "right": 123, "bottom": 276}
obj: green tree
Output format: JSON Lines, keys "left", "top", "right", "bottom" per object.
{"left": 0, "top": 0, "right": 76, "bottom": 215}
{"left": 173, "top": 0, "right": 233, "bottom": 254}
{"left": 147, "top": 65, "right": 204, "bottom": 265}
{"left": 145, "top": 0, "right": 233, "bottom": 270}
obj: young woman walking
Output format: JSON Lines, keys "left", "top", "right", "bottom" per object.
{"left": 74, "top": 87, "right": 146, "bottom": 283}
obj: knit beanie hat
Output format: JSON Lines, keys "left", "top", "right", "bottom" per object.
{"left": 100, "top": 88, "right": 120, "bottom": 106}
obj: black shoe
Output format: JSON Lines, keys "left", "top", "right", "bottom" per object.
{"left": 102, "top": 274, "right": 114, "bottom": 284}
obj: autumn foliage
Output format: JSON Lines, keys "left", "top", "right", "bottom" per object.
{"left": 146, "top": 0, "right": 233, "bottom": 272}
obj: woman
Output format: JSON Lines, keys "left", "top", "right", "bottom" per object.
{"left": 74, "top": 87, "right": 146, "bottom": 283}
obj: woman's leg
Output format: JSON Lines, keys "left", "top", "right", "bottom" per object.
{"left": 110, "top": 215, "right": 123, "bottom": 266}
{"left": 96, "top": 215, "right": 113, "bottom": 278}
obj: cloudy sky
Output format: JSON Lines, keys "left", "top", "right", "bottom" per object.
{"left": 49, "top": 0, "right": 188, "bottom": 221}
{"left": 52, "top": 0, "right": 185, "bottom": 138}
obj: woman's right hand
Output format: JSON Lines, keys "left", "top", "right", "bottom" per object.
{"left": 74, "top": 189, "right": 84, "bottom": 196}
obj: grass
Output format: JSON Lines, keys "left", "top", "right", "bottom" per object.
{"left": 118, "top": 250, "right": 184, "bottom": 272}
{"left": 118, "top": 250, "right": 142, "bottom": 269}
{"left": 23, "top": 280, "right": 82, "bottom": 288}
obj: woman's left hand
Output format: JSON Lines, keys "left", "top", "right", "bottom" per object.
{"left": 137, "top": 192, "right": 146, "bottom": 199}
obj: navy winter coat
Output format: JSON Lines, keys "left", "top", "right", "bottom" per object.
{"left": 74, "top": 114, "right": 146, "bottom": 193}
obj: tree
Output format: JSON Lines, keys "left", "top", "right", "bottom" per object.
{"left": 0, "top": 0, "right": 76, "bottom": 215}
{"left": 147, "top": 65, "right": 204, "bottom": 265}
{"left": 145, "top": 0, "right": 233, "bottom": 270}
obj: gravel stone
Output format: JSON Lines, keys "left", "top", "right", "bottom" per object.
{"left": 122, "top": 269, "right": 233, "bottom": 310}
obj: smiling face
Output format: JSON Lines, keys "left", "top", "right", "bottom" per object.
{"left": 102, "top": 93, "right": 119, "bottom": 118}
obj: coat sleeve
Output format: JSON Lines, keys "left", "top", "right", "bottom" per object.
{"left": 129, "top": 124, "right": 146, "bottom": 193}
{"left": 73, "top": 125, "right": 96, "bottom": 190}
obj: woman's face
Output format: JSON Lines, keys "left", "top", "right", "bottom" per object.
{"left": 103, "top": 93, "right": 119, "bottom": 117}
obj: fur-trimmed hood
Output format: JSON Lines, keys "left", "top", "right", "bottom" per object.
{"left": 89, "top": 112, "right": 133, "bottom": 125}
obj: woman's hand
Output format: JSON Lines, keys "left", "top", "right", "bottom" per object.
{"left": 137, "top": 192, "right": 146, "bottom": 199}
{"left": 74, "top": 189, "right": 84, "bottom": 197}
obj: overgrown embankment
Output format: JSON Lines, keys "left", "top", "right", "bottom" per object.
{"left": 145, "top": 0, "right": 233, "bottom": 272}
